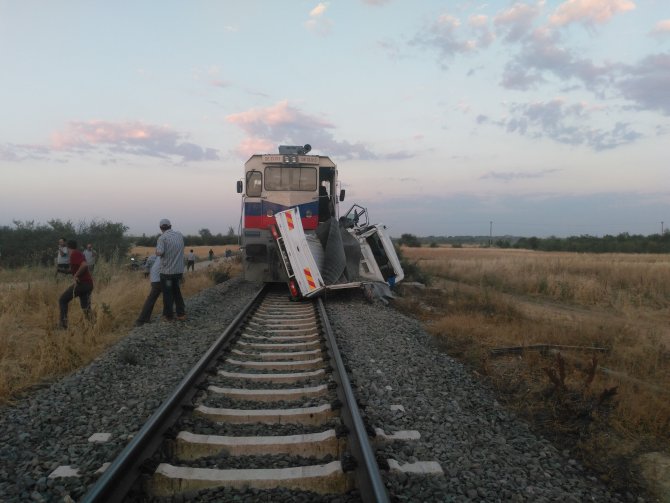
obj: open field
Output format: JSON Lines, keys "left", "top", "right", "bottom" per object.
{"left": 396, "top": 245, "right": 670, "bottom": 496}
{"left": 0, "top": 256, "right": 241, "bottom": 404}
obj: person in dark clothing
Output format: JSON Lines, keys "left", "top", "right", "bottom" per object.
{"left": 135, "top": 256, "right": 162, "bottom": 326}
{"left": 58, "top": 240, "right": 93, "bottom": 329}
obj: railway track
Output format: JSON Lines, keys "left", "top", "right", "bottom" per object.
{"left": 81, "top": 285, "right": 389, "bottom": 502}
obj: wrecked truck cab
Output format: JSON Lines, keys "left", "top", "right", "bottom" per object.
{"left": 271, "top": 205, "right": 404, "bottom": 300}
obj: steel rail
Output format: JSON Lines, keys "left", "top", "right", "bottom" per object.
{"left": 80, "top": 285, "right": 267, "bottom": 503}
{"left": 317, "top": 298, "right": 390, "bottom": 503}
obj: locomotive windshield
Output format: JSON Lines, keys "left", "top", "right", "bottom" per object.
{"left": 265, "top": 166, "right": 317, "bottom": 191}
{"left": 246, "top": 171, "right": 262, "bottom": 197}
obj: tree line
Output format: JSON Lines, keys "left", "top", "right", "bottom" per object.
{"left": 0, "top": 221, "right": 240, "bottom": 268}
{"left": 396, "top": 232, "right": 670, "bottom": 254}
{"left": 512, "top": 232, "right": 670, "bottom": 253}
{"left": 0, "top": 220, "right": 130, "bottom": 268}
{"left": 133, "top": 227, "right": 238, "bottom": 247}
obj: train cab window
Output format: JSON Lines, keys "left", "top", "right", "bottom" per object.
{"left": 246, "top": 171, "right": 262, "bottom": 197}
{"left": 265, "top": 167, "right": 317, "bottom": 191}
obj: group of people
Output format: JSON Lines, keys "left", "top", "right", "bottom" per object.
{"left": 136, "top": 218, "right": 187, "bottom": 324}
{"left": 56, "top": 240, "right": 97, "bottom": 277}
{"left": 57, "top": 218, "right": 188, "bottom": 330}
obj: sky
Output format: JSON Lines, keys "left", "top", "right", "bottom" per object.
{"left": 1, "top": 0, "right": 669, "bottom": 238}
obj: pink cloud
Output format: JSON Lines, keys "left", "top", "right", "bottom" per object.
{"left": 48, "top": 120, "right": 218, "bottom": 162}
{"left": 494, "top": 2, "right": 543, "bottom": 42}
{"left": 650, "top": 19, "right": 670, "bottom": 37}
{"left": 226, "top": 101, "right": 409, "bottom": 161}
{"left": 305, "top": 2, "right": 332, "bottom": 35}
{"left": 549, "top": 0, "right": 635, "bottom": 27}
{"left": 235, "top": 138, "right": 275, "bottom": 158}
{"left": 51, "top": 121, "right": 157, "bottom": 149}
{"left": 227, "top": 100, "right": 307, "bottom": 128}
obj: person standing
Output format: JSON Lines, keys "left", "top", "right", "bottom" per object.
{"left": 83, "top": 243, "right": 97, "bottom": 273}
{"left": 58, "top": 240, "right": 93, "bottom": 329}
{"left": 135, "top": 256, "right": 162, "bottom": 326}
{"left": 186, "top": 249, "right": 196, "bottom": 272}
{"left": 208, "top": 249, "right": 214, "bottom": 261}
{"left": 156, "top": 219, "right": 186, "bottom": 321}
{"left": 55, "top": 238, "right": 70, "bottom": 277}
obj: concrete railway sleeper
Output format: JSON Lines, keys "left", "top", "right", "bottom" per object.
{"left": 81, "top": 285, "right": 394, "bottom": 502}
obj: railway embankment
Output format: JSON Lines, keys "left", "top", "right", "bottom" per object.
{"left": 0, "top": 278, "right": 638, "bottom": 501}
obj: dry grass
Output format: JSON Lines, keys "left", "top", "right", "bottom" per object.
{"left": 130, "top": 245, "right": 238, "bottom": 260}
{"left": 0, "top": 256, "right": 241, "bottom": 404}
{"left": 395, "top": 245, "right": 670, "bottom": 495}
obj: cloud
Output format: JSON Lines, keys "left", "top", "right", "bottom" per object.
{"left": 305, "top": 2, "right": 332, "bottom": 36}
{"left": 0, "top": 144, "right": 51, "bottom": 162}
{"left": 211, "top": 79, "right": 231, "bottom": 88}
{"left": 226, "top": 100, "right": 413, "bottom": 160}
{"left": 496, "top": 14, "right": 668, "bottom": 118}
{"left": 650, "top": 19, "right": 670, "bottom": 38}
{"left": 411, "top": 13, "right": 487, "bottom": 67}
{"left": 362, "top": 0, "right": 391, "bottom": 5}
{"left": 617, "top": 52, "right": 670, "bottom": 115}
{"left": 482, "top": 97, "right": 642, "bottom": 150}
{"left": 494, "top": 1, "right": 544, "bottom": 43}
{"left": 46, "top": 120, "right": 219, "bottom": 162}
{"left": 500, "top": 62, "right": 546, "bottom": 90}
{"left": 377, "top": 39, "right": 407, "bottom": 60}
{"left": 500, "top": 26, "right": 617, "bottom": 91}
{"left": 481, "top": 168, "right": 562, "bottom": 181}
{"left": 469, "top": 14, "right": 496, "bottom": 47}
{"left": 549, "top": 0, "right": 635, "bottom": 28}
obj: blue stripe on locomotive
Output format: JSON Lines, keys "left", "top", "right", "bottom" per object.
{"left": 244, "top": 200, "right": 319, "bottom": 217}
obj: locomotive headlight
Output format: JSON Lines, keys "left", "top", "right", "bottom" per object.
{"left": 305, "top": 210, "right": 312, "bottom": 218}
{"left": 266, "top": 209, "right": 274, "bottom": 217}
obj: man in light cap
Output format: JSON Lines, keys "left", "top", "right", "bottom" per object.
{"left": 156, "top": 218, "right": 186, "bottom": 321}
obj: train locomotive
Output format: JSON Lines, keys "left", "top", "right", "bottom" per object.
{"left": 237, "top": 144, "right": 403, "bottom": 299}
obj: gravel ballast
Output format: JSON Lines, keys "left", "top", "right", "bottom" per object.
{"left": 0, "top": 280, "right": 636, "bottom": 501}
{"left": 324, "top": 290, "right": 634, "bottom": 503}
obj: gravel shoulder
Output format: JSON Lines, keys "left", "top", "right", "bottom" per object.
{"left": 325, "top": 289, "right": 633, "bottom": 502}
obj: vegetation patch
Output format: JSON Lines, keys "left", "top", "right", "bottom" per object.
{"left": 394, "top": 245, "right": 670, "bottom": 499}
{"left": 0, "top": 258, "right": 241, "bottom": 404}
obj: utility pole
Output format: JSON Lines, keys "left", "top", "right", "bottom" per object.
{"left": 489, "top": 221, "right": 493, "bottom": 246}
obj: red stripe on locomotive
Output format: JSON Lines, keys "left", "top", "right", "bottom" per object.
{"left": 244, "top": 215, "right": 318, "bottom": 230}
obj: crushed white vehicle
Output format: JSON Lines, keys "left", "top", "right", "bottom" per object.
{"left": 272, "top": 205, "right": 404, "bottom": 300}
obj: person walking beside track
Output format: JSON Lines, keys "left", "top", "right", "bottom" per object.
{"left": 186, "top": 249, "right": 196, "bottom": 272}
{"left": 135, "top": 256, "right": 162, "bottom": 326}
{"left": 156, "top": 218, "right": 186, "bottom": 321}
{"left": 58, "top": 239, "right": 93, "bottom": 329}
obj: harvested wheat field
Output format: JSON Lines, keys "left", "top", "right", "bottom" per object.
{"left": 395, "top": 245, "right": 670, "bottom": 498}
{"left": 0, "top": 256, "right": 241, "bottom": 404}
